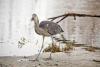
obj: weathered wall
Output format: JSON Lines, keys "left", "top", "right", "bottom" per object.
{"left": 0, "top": 0, "right": 37, "bottom": 56}
{"left": 0, "top": 0, "right": 100, "bottom": 56}
{"left": 0, "top": 0, "right": 51, "bottom": 56}
{"left": 43, "top": 0, "right": 100, "bottom": 47}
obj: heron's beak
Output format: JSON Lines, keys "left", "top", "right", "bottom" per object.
{"left": 31, "top": 17, "right": 34, "bottom": 21}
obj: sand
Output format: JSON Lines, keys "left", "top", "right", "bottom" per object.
{"left": 0, "top": 47, "right": 100, "bottom": 67}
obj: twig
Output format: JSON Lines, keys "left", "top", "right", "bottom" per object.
{"left": 48, "top": 13, "right": 100, "bottom": 23}
{"left": 56, "top": 16, "right": 67, "bottom": 23}
{"left": 93, "top": 59, "right": 100, "bottom": 62}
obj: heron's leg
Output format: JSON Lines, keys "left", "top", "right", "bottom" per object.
{"left": 35, "top": 36, "right": 45, "bottom": 60}
{"left": 49, "top": 36, "right": 54, "bottom": 59}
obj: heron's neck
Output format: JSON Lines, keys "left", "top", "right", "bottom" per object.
{"left": 34, "top": 17, "right": 40, "bottom": 28}
{"left": 33, "top": 17, "right": 42, "bottom": 35}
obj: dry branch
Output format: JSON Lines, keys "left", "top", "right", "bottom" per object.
{"left": 48, "top": 13, "right": 100, "bottom": 23}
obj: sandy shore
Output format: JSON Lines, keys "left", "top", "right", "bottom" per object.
{"left": 0, "top": 47, "right": 100, "bottom": 67}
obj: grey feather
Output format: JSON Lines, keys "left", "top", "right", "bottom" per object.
{"left": 31, "top": 13, "right": 64, "bottom": 60}
{"left": 39, "top": 21, "right": 64, "bottom": 35}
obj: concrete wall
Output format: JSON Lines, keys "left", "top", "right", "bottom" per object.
{"left": 0, "top": 0, "right": 100, "bottom": 56}
{"left": 43, "top": 0, "right": 100, "bottom": 47}
{"left": 0, "top": 0, "right": 37, "bottom": 56}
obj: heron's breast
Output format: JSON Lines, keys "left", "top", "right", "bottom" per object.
{"left": 35, "top": 27, "right": 51, "bottom": 36}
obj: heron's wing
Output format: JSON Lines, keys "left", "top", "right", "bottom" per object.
{"left": 39, "top": 21, "right": 64, "bottom": 35}
{"left": 48, "top": 23, "right": 64, "bottom": 35}
{"left": 39, "top": 21, "right": 50, "bottom": 34}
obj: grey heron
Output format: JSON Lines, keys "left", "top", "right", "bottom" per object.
{"left": 31, "top": 14, "right": 64, "bottom": 60}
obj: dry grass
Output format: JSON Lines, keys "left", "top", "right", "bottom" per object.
{"left": 62, "top": 40, "right": 74, "bottom": 52}
{"left": 63, "top": 45, "right": 73, "bottom": 52}
{"left": 43, "top": 43, "right": 61, "bottom": 53}
{"left": 83, "top": 46, "right": 96, "bottom": 52}
{"left": 43, "top": 42, "right": 74, "bottom": 53}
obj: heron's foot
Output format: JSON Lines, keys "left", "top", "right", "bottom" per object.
{"left": 43, "top": 57, "right": 52, "bottom": 61}
{"left": 34, "top": 58, "right": 39, "bottom": 61}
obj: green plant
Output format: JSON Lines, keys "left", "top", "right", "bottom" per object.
{"left": 18, "top": 37, "right": 29, "bottom": 48}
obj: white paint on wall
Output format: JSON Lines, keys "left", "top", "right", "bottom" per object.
{"left": 0, "top": 0, "right": 100, "bottom": 56}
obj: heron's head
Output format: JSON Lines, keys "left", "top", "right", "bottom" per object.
{"left": 31, "top": 14, "right": 38, "bottom": 21}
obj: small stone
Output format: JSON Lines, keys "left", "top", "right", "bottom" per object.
{"left": 54, "top": 63, "right": 58, "bottom": 66}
